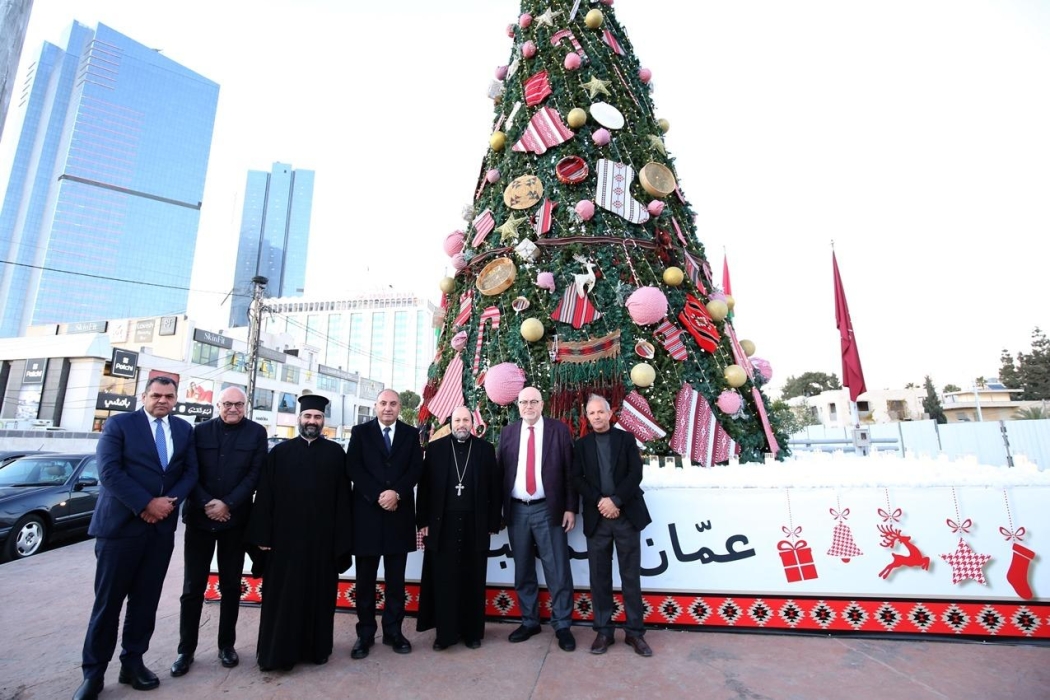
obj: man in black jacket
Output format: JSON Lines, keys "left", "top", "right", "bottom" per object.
{"left": 170, "top": 386, "right": 266, "bottom": 677}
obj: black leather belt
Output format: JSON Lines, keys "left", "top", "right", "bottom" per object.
{"left": 513, "top": 497, "right": 546, "bottom": 505}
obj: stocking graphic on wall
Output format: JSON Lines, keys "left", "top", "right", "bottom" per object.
{"left": 1001, "top": 489, "right": 1036, "bottom": 600}
{"left": 939, "top": 488, "right": 992, "bottom": 586}
{"left": 826, "top": 501, "right": 863, "bottom": 563}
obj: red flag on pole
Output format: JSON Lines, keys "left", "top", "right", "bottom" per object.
{"left": 722, "top": 254, "right": 732, "bottom": 296}
{"left": 833, "top": 251, "right": 867, "bottom": 401}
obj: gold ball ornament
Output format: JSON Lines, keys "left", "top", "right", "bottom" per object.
{"left": 520, "top": 318, "right": 545, "bottom": 342}
{"left": 725, "top": 294, "right": 735, "bottom": 311}
{"left": 630, "top": 362, "right": 656, "bottom": 388}
{"left": 438, "top": 276, "right": 456, "bottom": 294}
{"left": 567, "top": 107, "right": 588, "bottom": 128}
{"left": 662, "top": 266, "right": 684, "bottom": 287}
{"left": 706, "top": 299, "right": 729, "bottom": 322}
{"left": 740, "top": 339, "right": 756, "bottom": 357}
{"left": 585, "top": 9, "right": 604, "bottom": 29}
{"left": 490, "top": 131, "right": 506, "bottom": 151}
{"left": 724, "top": 364, "right": 747, "bottom": 388}
{"left": 658, "top": 118, "right": 670, "bottom": 134}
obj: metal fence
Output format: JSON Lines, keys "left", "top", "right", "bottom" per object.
{"left": 789, "top": 419, "right": 1050, "bottom": 470}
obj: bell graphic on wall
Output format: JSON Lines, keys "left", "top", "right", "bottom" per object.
{"left": 827, "top": 508, "right": 863, "bottom": 563}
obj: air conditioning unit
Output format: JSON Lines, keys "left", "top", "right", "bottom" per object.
{"left": 31, "top": 419, "right": 53, "bottom": 428}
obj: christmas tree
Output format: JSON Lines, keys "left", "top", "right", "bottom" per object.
{"left": 421, "top": 0, "right": 787, "bottom": 463}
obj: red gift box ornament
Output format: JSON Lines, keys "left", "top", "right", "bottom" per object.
{"left": 777, "top": 539, "right": 819, "bottom": 583}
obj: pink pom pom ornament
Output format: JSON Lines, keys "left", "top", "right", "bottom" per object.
{"left": 625, "top": 286, "right": 669, "bottom": 326}
{"left": 484, "top": 363, "right": 527, "bottom": 406}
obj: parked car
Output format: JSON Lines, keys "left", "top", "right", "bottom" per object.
{"left": 0, "top": 453, "right": 98, "bottom": 562}
{"left": 0, "top": 450, "right": 51, "bottom": 467}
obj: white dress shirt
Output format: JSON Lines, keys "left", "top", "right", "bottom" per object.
{"left": 511, "top": 419, "right": 545, "bottom": 500}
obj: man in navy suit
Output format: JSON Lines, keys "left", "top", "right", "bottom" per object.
{"left": 495, "top": 386, "right": 578, "bottom": 652}
{"left": 74, "top": 376, "right": 198, "bottom": 700}
{"left": 346, "top": 389, "right": 423, "bottom": 659}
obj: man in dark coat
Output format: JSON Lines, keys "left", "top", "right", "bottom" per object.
{"left": 346, "top": 388, "right": 424, "bottom": 658}
{"left": 495, "top": 386, "right": 578, "bottom": 652}
{"left": 571, "top": 395, "right": 653, "bottom": 657}
{"left": 170, "top": 386, "right": 266, "bottom": 677}
{"left": 74, "top": 376, "right": 198, "bottom": 700}
{"left": 245, "top": 395, "right": 352, "bottom": 672}
{"left": 416, "top": 407, "right": 502, "bottom": 650}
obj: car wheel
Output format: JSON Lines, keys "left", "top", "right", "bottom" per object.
{"left": 4, "top": 514, "right": 47, "bottom": 561}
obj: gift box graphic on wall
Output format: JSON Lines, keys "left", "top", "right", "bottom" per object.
{"left": 778, "top": 539, "right": 819, "bottom": 583}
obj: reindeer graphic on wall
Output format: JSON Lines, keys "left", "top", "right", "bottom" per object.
{"left": 877, "top": 524, "right": 931, "bottom": 580}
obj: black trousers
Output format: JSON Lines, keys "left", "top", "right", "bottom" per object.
{"left": 178, "top": 525, "right": 247, "bottom": 654}
{"left": 355, "top": 553, "right": 407, "bottom": 640}
{"left": 432, "top": 512, "right": 487, "bottom": 646}
{"left": 587, "top": 516, "right": 645, "bottom": 637}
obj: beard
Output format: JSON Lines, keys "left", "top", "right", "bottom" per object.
{"left": 298, "top": 423, "right": 321, "bottom": 439}
{"left": 452, "top": 427, "right": 472, "bottom": 441}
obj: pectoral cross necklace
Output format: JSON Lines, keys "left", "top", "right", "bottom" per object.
{"left": 452, "top": 439, "right": 472, "bottom": 497}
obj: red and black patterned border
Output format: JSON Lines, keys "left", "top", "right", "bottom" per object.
{"left": 209, "top": 576, "right": 1048, "bottom": 641}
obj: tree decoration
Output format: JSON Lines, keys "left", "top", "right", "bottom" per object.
{"left": 646, "top": 134, "right": 667, "bottom": 155}
{"left": 443, "top": 231, "right": 465, "bottom": 257}
{"left": 582, "top": 75, "right": 613, "bottom": 99}
{"left": 647, "top": 200, "right": 665, "bottom": 217}
{"left": 751, "top": 357, "right": 773, "bottom": 382}
{"left": 519, "top": 12, "right": 532, "bottom": 28}
{"left": 490, "top": 131, "right": 506, "bottom": 151}
{"left": 740, "top": 339, "right": 756, "bottom": 357}
{"left": 514, "top": 238, "right": 540, "bottom": 262}
{"left": 592, "top": 128, "right": 611, "bottom": 146}
{"left": 511, "top": 107, "right": 575, "bottom": 154}
{"left": 497, "top": 214, "right": 528, "bottom": 243}
{"left": 638, "top": 67, "right": 652, "bottom": 84}
{"left": 522, "top": 70, "right": 552, "bottom": 106}
{"left": 503, "top": 174, "right": 543, "bottom": 210}
{"left": 564, "top": 53, "right": 582, "bottom": 70}
{"left": 496, "top": 65, "right": 509, "bottom": 80}
{"left": 574, "top": 199, "right": 595, "bottom": 221}
{"left": 589, "top": 102, "right": 624, "bottom": 129}
{"left": 535, "top": 271, "right": 556, "bottom": 293}
{"left": 486, "top": 168, "right": 501, "bottom": 184}
{"left": 535, "top": 7, "right": 561, "bottom": 28}
{"left": 567, "top": 107, "right": 588, "bottom": 128}
{"left": 484, "top": 362, "right": 526, "bottom": 405}
{"left": 630, "top": 362, "right": 655, "bottom": 388}
{"left": 585, "top": 8, "right": 605, "bottom": 29}
{"left": 724, "top": 364, "right": 747, "bottom": 388}
{"left": 716, "top": 390, "right": 743, "bottom": 415}
{"left": 438, "top": 277, "right": 455, "bottom": 294}
{"left": 638, "top": 162, "right": 677, "bottom": 198}
{"left": 595, "top": 159, "right": 650, "bottom": 223}
{"left": 451, "top": 253, "right": 468, "bottom": 271}
{"left": 658, "top": 117, "right": 670, "bottom": 133}
{"left": 626, "top": 286, "right": 668, "bottom": 326}
{"left": 662, "top": 266, "right": 684, "bottom": 286}
{"left": 551, "top": 255, "right": 602, "bottom": 329}
{"left": 725, "top": 294, "right": 735, "bottom": 311}
{"left": 706, "top": 299, "right": 729, "bottom": 322}
{"left": 521, "top": 317, "right": 545, "bottom": 342}
{"left": 522, "top": 40, "right": 537, "bottom": 59}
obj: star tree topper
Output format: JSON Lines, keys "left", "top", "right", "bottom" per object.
{"left": 582, "top": 76, "right": 613, "bottom": 100}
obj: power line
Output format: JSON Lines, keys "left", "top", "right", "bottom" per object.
{"left": 0, "top": 258, "right": 249, "bottom": 298}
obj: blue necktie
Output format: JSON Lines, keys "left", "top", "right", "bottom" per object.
{"left": 155, "top": 418, "right": 169, "bottom": 470}
{"left": 383, "top": 426, "right": 392, "bottom": 454}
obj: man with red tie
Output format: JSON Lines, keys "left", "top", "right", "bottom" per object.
{"left": 495, "top": 387, "right": 578, "bottom": 652}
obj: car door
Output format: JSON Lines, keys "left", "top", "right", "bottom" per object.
{"left": 66, "top": 457, "right": 99, "bottom": 526}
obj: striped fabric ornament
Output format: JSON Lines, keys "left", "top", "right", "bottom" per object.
{"left": 426, "top": 352, "right": 464, "bottom": 423}
{"left": 472, "top": 209, "right": 495, "bottom": 247}
{"left": 725, "top": 323, "right": 755, "bottom": 379}
{"left": 512, "top": 107, "right": 575, "bottom": 155}
{"left": 454, "top": 290, "right": 474, "bottom": 328}
{"left": 534, "top": 198, "right": 556, "bottom": 235}
{"left": 670, "top": 383, "right": 717, "bottom": 467}
{"left": 711, "top": 421, "right": 736, "bottom": 464}
{"left": 617, "top": 390, "right": 666, "bottom": 443}
{"left": 549, "top": 330, "right": 620, "bottom": 364}
{"left": 682, "top": 251, "right": 707, "bottom": 294}
{"left": 551, "top": 285, "right": 601, "bottom": 330}
{"left": 678, "top": 294, "right": 720, "bottom": 353}
{"left": 595, "top": 159, "right": 650, "bottom": 224}
{"left": 752, "top": 386, "right": 781, "bottom": 457}
{"left": 653, "top": 317, "right": 688, "bottom": 361}
{"left": 473, "top": 306, "right": 501, "bottom": 373}
{"left": 602, "top": 29, "right": 625, "bottom": 55}
{"left": 523, "top": 70, "right": 553, "bottom": 106}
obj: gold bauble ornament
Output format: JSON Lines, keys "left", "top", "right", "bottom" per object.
{"left": 658, "top": 118, "right": 670, "bottom": 134}
{"left": 630, "top": 362, "right": 656, "bottom": 388}
{"left": 438, "top": 276, "right": 456, "bottom": 294}
{"left": 490, "top": 131, "right": 506, "bottom": 151}
{"left": 584, "top": 9, "right": 604, "bottom": 29}
{"left": 567, "top": 107, "right": 588, "bottom": 128}
{"left": 706, "top": 299, "right": 729, "bottom": 322}
{"left": 740, "top": 339, "right": 756, "bottom": 357}
{"left": 520, "top": 317, "right": 545, "bottom": 342}
{"left": 725, "top": 294, "right": 735, "bottom": 311}
{"left": 724, "top": 364, "right": 747, "bottom": 388}
{"left": 662, "top": 266, "right": 684, "bottom": 287}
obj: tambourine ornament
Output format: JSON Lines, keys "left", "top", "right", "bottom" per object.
{"left": 476, "top": 258, "right": 517, "bottom": 296}
{"left": 639, "top": 162, "right": 677, "bottom": 198}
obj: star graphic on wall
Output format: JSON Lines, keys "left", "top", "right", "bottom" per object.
{"left": 647, "top": 134, "right": 667, "bottom": 155}
{"left": 940, "top": 538, "right": 992, "bottom": 585}
{"left": 535, "top": 7, "right": 562, "bottom": 27}
{"left": 582, "top": 76, "right": 612, "bottom": 99}
{"left": 498, "top": 214, "right": 528, "bottom": 242}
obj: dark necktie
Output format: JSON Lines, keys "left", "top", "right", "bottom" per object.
{"left": 154, "top": 418, "right": 168, "bottom": 470}
{"left": 383, "top": 426, "right": 392, "bottom": 454}
{"left": 525, "top": 426, "right": 536, "bottom": 495}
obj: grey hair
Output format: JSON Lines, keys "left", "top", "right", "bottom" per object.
{"left": 585, "top": 394, "right": 611, "bottom": 411}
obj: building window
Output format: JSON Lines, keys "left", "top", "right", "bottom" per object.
{"left": 318, "top": 374, "right": 339, "bottom": 391}
{"left": 281, "top": 365, "right": 300, "bottom": 384}
{"left": 829, "top": 403, "right": 838, "bottom": 421}
{"left": 857, "top": 401, "right": 869, "bottom": 412}
{"left": 277, "top": 392, "right": 297, "bottom": 413}
{"left": 253, "top": 388, "right": 274, "bottom": 411}
{"left": 192, "top": 341, "right": 220, "bottom": 367}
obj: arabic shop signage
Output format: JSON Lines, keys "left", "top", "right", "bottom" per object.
{"left": 96, "top": 392, "right": 137, "bottom": 411}
{"left": 110, "top": 349, "right": 139, "bottom": 379}
{"left": 175, "top": 402, "right": 214, "bottom": 419}
{"left": 318, "top": 365, "right": 358, "bottom": 381}
{"left": 23, "top": 358, "right": 47, "bottom": 384}
{"left": 193, "top": 328, "right": 233, "bottom": 349}
{"left": 59, "top": 320, "right": 108, "bottom": 334}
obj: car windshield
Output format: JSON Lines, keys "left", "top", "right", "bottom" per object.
{"left": 0, "top": 458, "right": 76, "bottom": 486}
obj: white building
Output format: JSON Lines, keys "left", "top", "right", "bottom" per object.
{"left": 788, "top": 387, "right": 927, "bottom": 428}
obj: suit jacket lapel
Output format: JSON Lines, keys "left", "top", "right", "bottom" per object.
{"left": 139, "top": 411, "right": 165, "bottom": 471}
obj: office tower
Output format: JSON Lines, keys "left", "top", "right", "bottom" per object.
{"left": 0, "top": 21, "right": 219, "bottom": 337}
{"left": 0, "top": 0, "right": 35, "bottom": 141}
{"left": 228, "top": 162, "right": 315, "bottom": 327}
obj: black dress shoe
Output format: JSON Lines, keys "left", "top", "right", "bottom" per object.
{"left": 590, "top": 633, "right": 614, "bottom": 655}
{"left": 383, "top": 634, "right": 412, "bottom": 654}
{"left": 465, "top": 639, "right": 481, "bottom": 649}
{"left": 73, "top": 677, "right": 104, "bottom": 700}
{"left": 170, "top": 653, "right": 194, "bottom": 677}
{"left": 625, "top": 635, "right": 653, "bottom": 657}
{"left": 118, "top": 664, "right": 160, "bottom": 691}
{"left": 218, "top": 647, "right": 239, "bottom": 668}
{"left": 555, "top": 628, "right": 576, "bottom": 652}
{"left": 507, "top": 624, "right": 541, "bottom": 643}
{"left": 351, "top": 637, "right": 374, "bottom": 660}
{"left": 313, "top": 656, "right": 328, "bottom": 665}
{"left": 432, "top": 640, "right": 450, "bottom": 651}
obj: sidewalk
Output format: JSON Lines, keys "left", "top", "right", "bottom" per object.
{"left": 0, "top": 535, "right": 1047, "bottom": 700}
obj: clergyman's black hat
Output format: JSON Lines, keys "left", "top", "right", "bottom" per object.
{"left": 298, "top": 394, "right": 329, "bottom": 413}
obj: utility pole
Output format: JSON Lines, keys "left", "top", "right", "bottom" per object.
{"left": 245, "top": 275, "right": 268, "bottom": 420}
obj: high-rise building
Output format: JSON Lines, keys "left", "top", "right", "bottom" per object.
{"left": 263, "top": 291, "right": 437, "bottom": 395}
{"left": 228, "top": 162, "right": 315, "bottom": 327}
{"left": 0, "top": 21, "right": 219, "bottom": 337}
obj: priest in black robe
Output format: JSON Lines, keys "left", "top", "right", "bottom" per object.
{"left": 245, "top": 394, "right": 352, "bottom": 671}
{"left": 416, "top": 406, "right": 502, "bottom": 650}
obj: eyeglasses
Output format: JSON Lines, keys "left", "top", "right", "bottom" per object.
{"left": 221, "top": 402, "right": 246, "bottom": 409}
{"left": 517, "top": 400, "right": 541, "bottom": 407}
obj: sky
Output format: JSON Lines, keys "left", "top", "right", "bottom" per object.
{"left": 1, "top": 0, "right": 1048, "bottom": 397}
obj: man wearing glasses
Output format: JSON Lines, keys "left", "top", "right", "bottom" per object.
{"left": 170, "top": 386, "right": 267, "bottom": 677}
{"left": 496, "top": 387, "right": 578, "bottom": 651}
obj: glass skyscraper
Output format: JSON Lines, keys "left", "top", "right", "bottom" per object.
{"left": 0, "top": 21, "right": 219, "bottom": 337}
{"left": 228, "top": 162, "right": 314, "bottom": 327}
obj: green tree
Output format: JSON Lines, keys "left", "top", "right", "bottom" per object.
{"left": 780, "top": 372, "right": 842, "bottom": 400}
{"left": 399, "top": 390, "right": 421, "bottom": 425}
{"left": 769, "top": 399, "right": 821, "bottom": 435}
{"left": 904, "top": 382, "right": 918, "bottom": 389}
{"left": 1014, "top": 406, "right": 1048, "bottom": 420}
{"left": 943, "top": 383, "right": 961, "bottom": 393}
{"left": 999, "top": 348, "right": 1022, "bottom": 389}
{"left": 921, "top": 375, "right": 946, "bottom": 424}
{"left": 1018, "top": 328, "right": 1050, "bottom": 400}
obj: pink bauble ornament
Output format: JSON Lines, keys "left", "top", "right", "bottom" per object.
{"left": 575, "top": 200, "right": 595, "bottom": 221}
{"left": 451, "top": 253, "right": 468, "bottom": 270}
{"left": 495, "top": 65, "right": 508, "bottom": 80}
{"left": 519, "top": 13, "right": 532, "bottom": 28}
{"left": 451, "top": 330, "right": 469, "bottom": 352}
{"left": 638, "top": 68, "right": 652, "bottom": 84}
{"left": 485, "top": 168, "right": 501, "bottom": 184}
{"left": 751, "top": 357, "right": 773, "bottom": 382}
{"left": 522, "top": 40, "right": 537, "bottom": 59}
{"left": 564, "top": 53, "right": 582, "bottom": 71}
{"left": 647, "top": 200, "right": 664, "bottom": 217}
{"left": 506, "top": 24, "right": 516, "bottom": 38}
{"left": 484, "top": 363, "right": 526, "bottom": 406}
{"left": 601, "top": 0, "right": 614, "bottom": 5}
{"left": 716, "top": 390, "right": 742, "bottom": 415}
{"left": 443, "top": 231, "right": 465, "bottom": 257}
{"left": 710, "top": 291, "right": 727, "bottom": 303}
{"left": 536, "top": 271, "right": 556, "bottom": 292}
{"left": 592, "top": 128, "right": 611, "bottom": 146}
{"left": 625, "top": 286, "right": 669, "bottom": 326}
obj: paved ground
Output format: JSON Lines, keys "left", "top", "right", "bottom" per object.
{"left": 1, "top": 535, "right": 1047, "bottom": 700}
